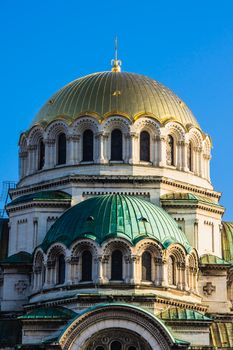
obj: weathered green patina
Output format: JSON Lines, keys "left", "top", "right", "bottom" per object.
{"left": 41, "top": 194, "right": 191, "bottom": 252}
{"left": 200, "top": 254, "right": 230, "bottom": 265}
{"left": 221, "top": 222, "right": 233, "bottom": 263}
{"left": 1, "top": 251, "right": 32, "bottom": 265}
{"left": 158, "top": 307, "right": 211, "bottom": 321}
{"left": 19, "top": 306, "right": 77, "bottom": 320}
{"left": 8, "top": 190, "right": 71, "bottom": 207}
{"left": 161, "top": 192, "right": 223, "bottom": 208}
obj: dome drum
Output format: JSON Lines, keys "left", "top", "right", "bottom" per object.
{"left": 19, "top": 116, "right": 211, "bottom": 189}
{"left": 31, "top": 195, "right": 199, "bottom": 296}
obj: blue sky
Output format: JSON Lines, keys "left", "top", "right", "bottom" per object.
{"left": 0, "top": 0, "right": 233, "bottom": 219}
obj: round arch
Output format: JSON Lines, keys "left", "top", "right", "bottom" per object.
{"left": 59, "top": 304, "right": 182, "bottom": 350}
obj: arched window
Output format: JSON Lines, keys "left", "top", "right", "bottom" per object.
{"left": 166, "top": 135, "right": 174, "bottom": 166}
{"left": 96, "top": 347, "right": 104, "bottom": 350}
{"left": 111, "top": 250, "right": 123, "bottom": 280}
{"left": 168, "top": 256, "right": 176, "bottom": 285}
{"left": 141, "top": 251, "right": 152, "bottom": 281}
{"left": 111, "top": 341, "right": 122, "bottom": 350}
{"left": 57, "top": 133, "right": 66, "bottom": 165}
{"left": 83, "top": 129, "right": 94, "bottom": 161}
{"left": 57, "top": 255, "right": 65, "bottom": 285}
{"left": 38, "top": 139, "right": 45, "bottom": 170}
{"left": 128, "top": 347, "right": 137, "bottom": 350}
{"left": 187, "top": 142, "right": 193, "bottom": 171}
{"left": 140, "top": 131, "right": 150, "bottom": 161}
{"left": 81, "top": 250, "right": 92, "bottom": 281}
{"left": 111, "top": 129, "right": 122, "bottom": 161}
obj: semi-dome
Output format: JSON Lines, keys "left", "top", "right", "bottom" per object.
{"left": 41, "top": 194, "right": 191, "bottom": 251}
{"left": 32, "top": 71, "right": 200, "bottom": 129}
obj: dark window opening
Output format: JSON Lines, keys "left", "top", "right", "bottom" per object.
{"left": 111, "top": 341, "right": 122, "bottom": 350}
{"left": 83, "top": 129, "right": 94, "bottom": 161}
{"left": 57, "top": 255, "right": 65, "bottom": 285}
{"left": 168, "top": 256, "right": 176, "bottom": 285}
{"left": 38, "top": 139, "right": 45, "bottom": 170}
{"left": 111, "top": 129, "right": 122, "bottom": 161}
{"left": 111, "top": 250, "right": 123, "bottom": 280}
{"left": 81, "top": 250, "right": 92, "bottom": 281}
{"left": 57, "top": 133, "right": 66, "bottom": 165}
{"left": 166, "top": 135, "right": 174, "bottom": 166}
{"left": 140, "top": 131, "right": 150, "bottom": 161}
{"left": 142, "top": 251, "right": 152, "bottom": 281}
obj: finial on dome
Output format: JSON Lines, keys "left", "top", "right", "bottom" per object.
{"left": 111, "top": 36, "right": 122, "bottom": 72}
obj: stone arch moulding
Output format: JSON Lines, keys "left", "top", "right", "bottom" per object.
{"left": 59, "top": 304, "right": 181, "bottom": 350}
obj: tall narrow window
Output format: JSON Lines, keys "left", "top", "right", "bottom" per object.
{"left": 140, "top": 131, "right": 150, "bottom": 161}
{"left": 83, "top": 129, "right": 94, "bottom": 161}
{"left": 111, "top": 250, "right": 123, "bottom": 280}
{"left": 111, "top": 129, "right": 122, "bottom": 161}
{"left": 57, "top": 255, "right": 65, "bottom": 285}
{"left": 81, "top": 250, "right": 92, "bottom": 281}
{"left": 166, "top": 135, "right": 174, "bottom": 166}
{"left": 111, "top": 341, "right": 122, "bottom": 350}
{"left": 38, "top": 139, "right": 45, "bottom": 170}
{"left": 57, "top": 133, "right": 66, "bottom": 165}
{"left": 142, "top": 251, "right": 152, "bottom": 281}
{"left": 187, "top": 142, "right": 193, "bottom": 171}
{"left": 168, "top": 256, "right": 176, "bottom": 285}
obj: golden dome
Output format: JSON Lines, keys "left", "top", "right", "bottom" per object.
{"left": 32, "top": 71, "right": 200, "bottom": 129}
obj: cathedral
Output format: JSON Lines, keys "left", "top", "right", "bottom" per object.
{"left": 0, "top": 55, "right": 232, "bottom": 350}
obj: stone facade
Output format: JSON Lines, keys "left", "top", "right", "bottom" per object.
{"left": 0, "top": 65, "right": 233, "bottom": 350}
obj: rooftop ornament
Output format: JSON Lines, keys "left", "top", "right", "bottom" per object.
{"left": 111, "top": 36, "right": 122, "bottom": 72}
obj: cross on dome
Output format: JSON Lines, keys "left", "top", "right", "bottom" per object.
{"left": 111, "top": 36, "right": 122, "bottom": 72}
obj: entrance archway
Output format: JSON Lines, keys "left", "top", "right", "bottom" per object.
{"left": 59, "top": 304, "right": 185, "bottom": 350}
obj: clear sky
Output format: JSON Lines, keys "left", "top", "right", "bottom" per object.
{"left": 0, "top": 0, "right": 233, "bottom": 219}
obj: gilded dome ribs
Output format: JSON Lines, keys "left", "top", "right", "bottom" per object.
{"left": 32, "top": 71, "right": 200, "bottom": 128}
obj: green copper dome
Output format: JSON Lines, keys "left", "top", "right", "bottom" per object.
{"left": 32, "top": 71, "right": 199, "bottom": 129}
{"left": 41, "top": 194, "right": 191, "bottom": 251}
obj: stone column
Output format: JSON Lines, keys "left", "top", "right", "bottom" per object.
{"left": 123, "top": 133, "right": 131, "bottom": 163}
{"left": 197, "top": 147, "right": 203, "bottom": 177}
{"left": 27, "top": 145, "right": 37, "bottom": 175}
{"left": 95, "top": 256, "right": 104, "bottom": 284}
{"left": 70, "top": 257, "right": 79, "bottom": 284}
{"left": 124, "top": 256, "right": 131, "bottom": 283}
{"left": 96, "top": 132, "right": 107, "bottom": 163}
{"left": 67, "top": 136, "right": 74, "bottom": 165}
{"left": 74, "top": 135, "right": 81, "bottom": 163}
{"left": 102, "top": 255, "right": 110, "bottom": 283}
{"left": 44, "top": 139, "right": 55, "bottom": 169}
{"left": 158, "top": 135, "right": 167, "bottom": 167}
{"left": 181, "top": 141, "right": 189, "bottom": 171}
{"left": 129, "top": 133, "right": 139, "bottom": 164}
{"left": 130, "top": 255, "right": 139, "bottom": 284}
{"left": 19, "top": 151, "right": 28, "bottom": 178}
{"left": 65, "top": 257, "right": 72, "bottom": 285}
{"left": 154, "top": 257, "right": 162, "bottom": 286}
{"left": 206, "top": 154, "right": 211, "bottom": 181}
{"left": 161, "top": 258, "right": 168, "bottom": 287}
{"left": 176, "top": 141, "right": 183, "bottom": 170}
{"left": 151, "top": 136, "right": 157, "bottom": 165}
